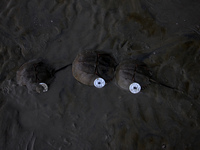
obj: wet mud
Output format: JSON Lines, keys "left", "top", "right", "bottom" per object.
{"left": 0, "top": 0, "right": 200, "bottom": 149}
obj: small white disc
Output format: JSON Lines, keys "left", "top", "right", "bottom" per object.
{"left": 39, "top": 83, "right": 48, "bottom": 92}
{"left": 94, "top": 78, "right": 105, "bottom": 88}
{"left": 129, "top": 82, "right": 141, "bottom": 94}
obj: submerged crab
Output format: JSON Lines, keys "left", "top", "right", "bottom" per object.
{"left": 16, "top": 59, "right": 55, "bottom": 93}
{"left": 72, "top": 50, "right": 117, "bottom": 88}
{"left": 115, "top": 60, "right": 153, "bottom": 93}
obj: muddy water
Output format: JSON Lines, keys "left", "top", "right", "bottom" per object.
{"left": 0, "top": 0, "right": 200, "bottom": 149}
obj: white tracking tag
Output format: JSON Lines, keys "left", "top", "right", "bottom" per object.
{"left": 39, "top": 83, "right": 48, "bottom": 92}
{"left": 94, "top": 78, "right": 106, "bottom": 88}
{"left": 129, "top": 82, "right": 141, "bottom": 94}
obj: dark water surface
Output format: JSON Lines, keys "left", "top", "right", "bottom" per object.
{"left": 1, "top": 0, "right": 200, "bottom": 149}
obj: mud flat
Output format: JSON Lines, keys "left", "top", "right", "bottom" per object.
{"left": 0, "top": 0, "right": 200, "bottom": 149}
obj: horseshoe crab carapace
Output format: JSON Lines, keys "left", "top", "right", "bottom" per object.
{"left": 16, "top": 59, "right": 71, "bottom": 93}
{"left": 16, "top": 59, "right": 55, "bottom": 93}
{"left": 72, "top": 50, "right": 117, "bottom": 88}
{"left": 115, "top": 60, "right": 152, "bottom": 93}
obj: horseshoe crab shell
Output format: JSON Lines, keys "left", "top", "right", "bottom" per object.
{"left": 115, "top": 60, "right": 152, "bottom": 91}
{"left": 72, "top": 50, "right": 117, "bottom": 86}
{"left": 16, "top": 59, "right": 54, "bottom": 93}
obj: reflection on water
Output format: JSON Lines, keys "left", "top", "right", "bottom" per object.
{"left": 0, "top": 0, "right": 200, "bottom": 149}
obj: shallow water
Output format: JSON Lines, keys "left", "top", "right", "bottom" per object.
{"left": 0, "top": 0, "right": 200, "bottom": 149}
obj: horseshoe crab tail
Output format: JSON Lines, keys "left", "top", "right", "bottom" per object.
{"left": 149, "top": 78, "right": 181, "bottom": 90}
{"left": 149, "top": 78, "right": 193, "bottom": 98}
{"left": 54, "top": 63, "right": 72, "bottom": 74}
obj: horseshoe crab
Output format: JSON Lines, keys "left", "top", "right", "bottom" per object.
{"left": 72, "top": 50, "right": 117, "bottom": 88}
{"left": 16, "top": 59, "right": 55, "bottom": 93}
{"left": 115, "top": 60, "right": 186, "bottom": 94}
{"left": 115, "top": 60, "right": 152, "bottom": 93}
{"left": 17, "top": 59, "right": 72, "bottom": 93}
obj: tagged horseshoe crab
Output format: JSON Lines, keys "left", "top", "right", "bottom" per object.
{"left": 72, "top": 50, "right": 117, "bottom": 88}
{"left": 16, "top": 59, "right": 55, "bottom": 93}
{"left": 115, "top": 59, "right": 185, "bottom": 94}
{"left": 115, "top": 60, "right": 153, "bottom": 93}
{"left": 17, "top": 59, "right": 72, "bottom": 93}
